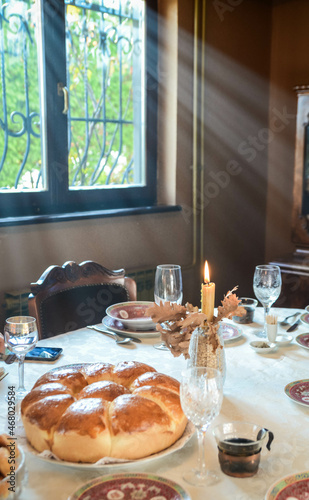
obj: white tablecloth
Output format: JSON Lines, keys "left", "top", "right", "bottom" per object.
{"left": 1, "top": 307, "right": 309, "bottom": 500}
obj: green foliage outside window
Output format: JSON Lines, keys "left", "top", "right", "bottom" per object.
{"left": 0, "top": 0, "right": 143, "bottom": 191}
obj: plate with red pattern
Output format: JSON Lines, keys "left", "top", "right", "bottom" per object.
{"left": 300, "top": 313, "right": 309, "bottom": 326}
{"left": 284, "top": 379, "right": 309, "bottom": 407}
{"left": 265, "top": 471, "right": 309, "bottom": 499}
{"left": 295, "top": 333, "right": 309, "bottom": 350}
{"left": 68, "top": 473, "right": 190, "bottom": 500}
{"left": 102, "top": 316, "right": 160, "bottom": 338}
{"left": 219, "top": 323, "right": 243, "bottom": 342}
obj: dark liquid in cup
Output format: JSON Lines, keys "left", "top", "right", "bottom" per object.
{"left": 232, "top": 299, "right": 256, "bottom": 323}
{"left": 228, "top": 438, "right": 252, "bottom": 442}
{"left": 218, "top": 438, "right": 261, "bottom": 478}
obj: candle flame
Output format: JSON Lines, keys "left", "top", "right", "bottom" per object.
{"left": 204, "top": 261, "right": 210, "bottom": 283}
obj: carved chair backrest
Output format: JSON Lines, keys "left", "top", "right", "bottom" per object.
{"left": 28, "top": 261, "right": 137, "bottom": 339}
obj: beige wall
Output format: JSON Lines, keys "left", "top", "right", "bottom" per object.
{"left": 0, "top": 212, "right": 195, "bottom": 325}
{"left": 202, "top": 0, "right": 272, "bottom": 301}
{"left": 266, "top": 0, "right": 309, "bottom": 261}
{"left": 201, "top": 0, "right": 308, "bottom": 301}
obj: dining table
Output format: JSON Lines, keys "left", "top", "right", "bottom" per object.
{"left": 0, "top": 306, "right": 309, "bottom": 500}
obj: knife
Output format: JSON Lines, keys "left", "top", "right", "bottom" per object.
{"left": 0, "top": 354, "right": 17, "bottom": 364}
{"left": 286, "top": 319, "right": 301, "bottom": 333}
{"left": 87, "top": 325, "right": 142, "bottom": 343}
{"left": 0, "top": 371, "right": 8, "bottom": 382}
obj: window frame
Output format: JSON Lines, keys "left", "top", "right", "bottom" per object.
{"left": 0, "top": 0, "right": 158, "bottom": 219}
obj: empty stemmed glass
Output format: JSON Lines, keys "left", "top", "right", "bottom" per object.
{"left": 253, "top": 265, "right": 281, "bottom": 338}
{"left": 153, "top": 264, "right": 183, "bottom": 350}
{"left": 180, "top": 367, "right": 223, "bottom": 487}
{"left": 4, "top": 316, "right": 38, "bottom": 400}
{"left": 154, "top": 264, "right": 183, "bottom": 305}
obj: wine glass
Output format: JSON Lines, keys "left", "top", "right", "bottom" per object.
{"left": 180, "top": 366, "right": 223, "bottom": 487}
{"left": 154, "top": 264, "right": 183, "bottom": 305}
{"left": 253, "top": 265, "right": 281, "bottom": 338}
{"left": 4, "top": 316, "right": 38, "bottom": 400}
{"left": 153, "top": 264, "right": 183, "bottom": 350}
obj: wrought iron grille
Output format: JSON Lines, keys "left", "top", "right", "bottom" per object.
{"left": 0, "top": 0, "right": 145, "bottom": 192}
{"left": 0, "top": 0, "right": 41, "bottom": 190}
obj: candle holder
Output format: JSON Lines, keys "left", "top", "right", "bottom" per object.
{"left": 147, "top": 287, "right": 245, "bottom": 361}
{"left": 188, "top": 325, "right": 226, "bottom": 383}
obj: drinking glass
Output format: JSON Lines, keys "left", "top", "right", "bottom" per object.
{"left": 153, "top": 264, "right": 183, "bottom": 350}
{"left": 154, "top": 264, "right": 183, "bottom": 305}
{"left": 253, "top": 265, "right": 281, "bottom": 338}
{"left": 4, "top": 316, "right": 38, "bottom": 400}
{"left": 180, "top": 366, "right": 223, "bottom": 487}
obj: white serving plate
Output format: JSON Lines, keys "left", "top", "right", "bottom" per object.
{"left": 102, "top": 316, "right": 160, "bottom": 338}
{"left": 275, "top": 334, "right": 293, "bottom": 346}
{"left": 23, "top": 421, "right": 194, "bottom": 470}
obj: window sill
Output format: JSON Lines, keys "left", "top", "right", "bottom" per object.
{"left": 0, "top": 205, "right": 182, "bottom": 228}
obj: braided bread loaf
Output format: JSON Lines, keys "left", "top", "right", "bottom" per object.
{"left": 21, "top": 361, "right": 187, "bottom": 463}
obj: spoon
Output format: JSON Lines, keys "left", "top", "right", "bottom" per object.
{"left": 280, "top": 312, "right": 301, "bottom": 326}
{"left": 90, "top": 329, "right": 132, "bottom": 345}
{"left": 87, "top": 325, "right": 141, "bottom": 343}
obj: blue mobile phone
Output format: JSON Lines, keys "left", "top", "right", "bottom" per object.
{"left": 25, "top": 347, "right": 63, "bottom": 362}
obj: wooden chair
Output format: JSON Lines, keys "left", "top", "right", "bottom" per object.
{"left": 28, "top": 261, "right": 137, "bottom": 339}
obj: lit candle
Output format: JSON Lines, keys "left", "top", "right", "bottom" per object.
{"left": 201, "top": 261, "right": 215, "bottom": 322}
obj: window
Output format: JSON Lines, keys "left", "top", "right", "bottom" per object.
{"left": 0, "top": 0, "right": 158, "bottom": 219}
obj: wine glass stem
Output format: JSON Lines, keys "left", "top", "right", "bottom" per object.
{"left": 264, "top": 305, "right": 270, "bottom": 332}
{"left": 196, "top": 428, "right": 207, "bottom": 479}
{"left": 18, "top": 355, "right": 25, "bottom": 392}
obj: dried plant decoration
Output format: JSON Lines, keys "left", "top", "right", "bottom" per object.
{"left": 216, "top": 287, "right": 246, "bottom": 322}
{"left": 147, "top": 287, "right": 246, "bottom": 359}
